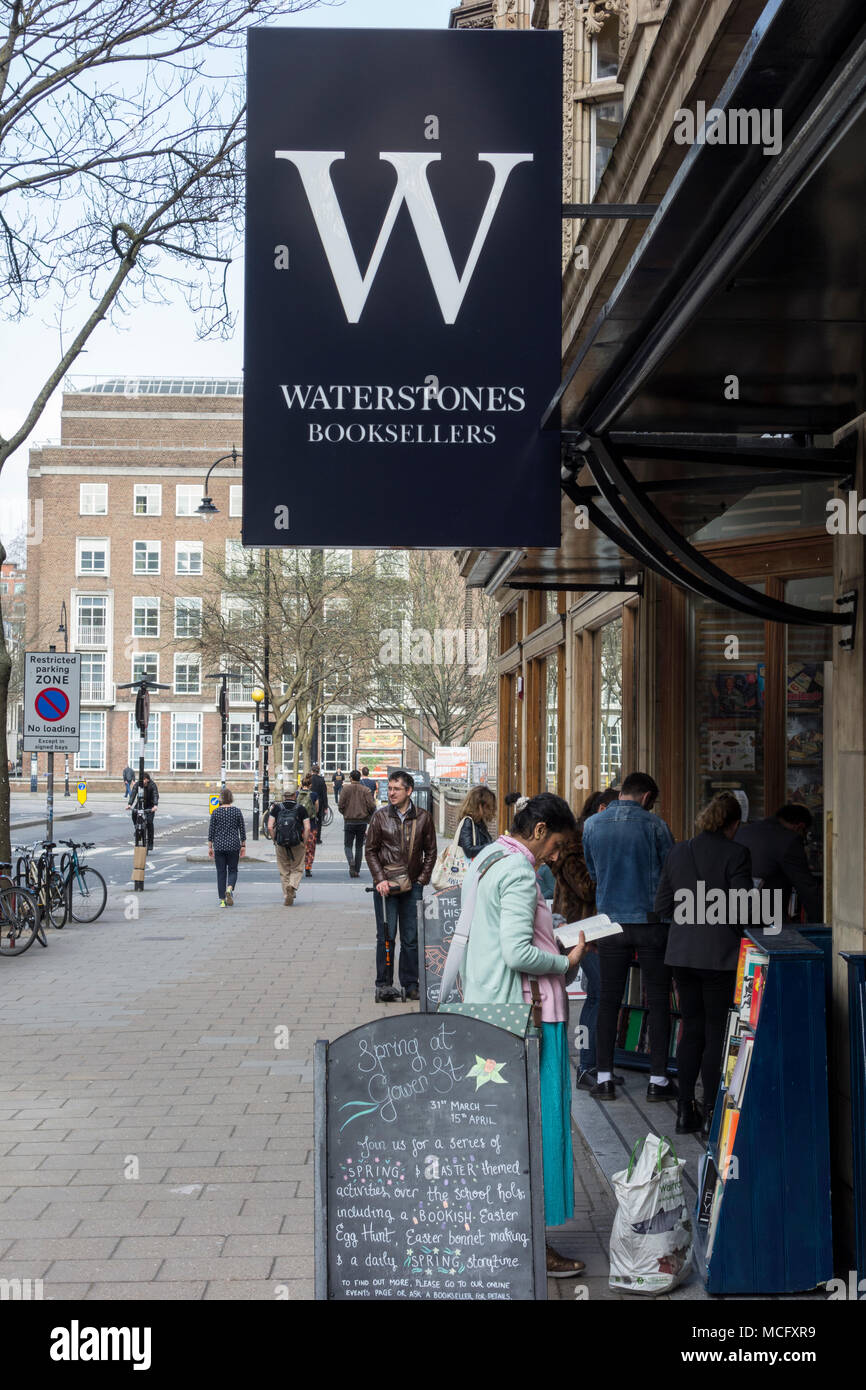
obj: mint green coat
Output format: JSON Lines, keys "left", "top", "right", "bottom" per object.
{"left": 461, "top": 839, "right": 568, "bottom": 1008}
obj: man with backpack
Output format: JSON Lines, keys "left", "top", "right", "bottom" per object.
{"left": 267, "top": 787, "right": 311, "bottom": 906}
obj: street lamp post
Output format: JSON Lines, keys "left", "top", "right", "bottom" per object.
{"left": 251, "top": 686, "right": 265, "bottom": 840}
{"left": 205, "top": 672, "right": 241, "bottom": 794}
{"left": 57, "top": 601, "right": 70, "bottom": 797}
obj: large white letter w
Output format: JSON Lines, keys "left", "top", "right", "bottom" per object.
{"left": 274, "top": 150, "right": 533, "bottom": 324}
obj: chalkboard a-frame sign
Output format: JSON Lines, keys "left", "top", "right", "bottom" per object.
{"left": 418, "top": 889, "right": 464, "bottom": 1014}
{"left": 315, "top": 1014, "right": 547, "bottom": 1300}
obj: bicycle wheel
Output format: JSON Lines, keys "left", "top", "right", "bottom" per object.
{"left": 322, "top": 806, "right": 334, "bottom": 827}
{"left": 68, "top": 866, "right": 107, "bottom": 923}
{"left": 0, "top": 884, "right": 40, "bottom": 956}
{"left": 46, "top": 872, "right": 68, "bottom": 929}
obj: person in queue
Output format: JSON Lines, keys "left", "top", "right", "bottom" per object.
{"left": 461, "top": 792, "right": 587, "bottom": 1278}
{"left": 654, "top": 791, "right": 753, "bottom": 1135}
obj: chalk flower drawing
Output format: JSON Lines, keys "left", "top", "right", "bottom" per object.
{"left": 467, "top": 1055, "right": 507, "bottom": 1089}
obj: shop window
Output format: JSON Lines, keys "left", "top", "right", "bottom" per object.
{"left": 598, "top": 617, "right": 623, "bottom": 788}
{"left": 785, "top": 576, "right": 833, "bottom": 895}
{"left": 500, "top": 610, "right": 517, "bottom": 654}
{"left": 546, "top": 651, "right": 559, "bottom": 792}
{"left": 690, "top": 594, "right": 765, "bottom": 823}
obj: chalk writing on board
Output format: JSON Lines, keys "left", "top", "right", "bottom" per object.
{"left": 421, "top": 889, "right": 464, "bottom": 1009}
{"left": 322, "top": 1015, "right": 539, "bottom": 1300}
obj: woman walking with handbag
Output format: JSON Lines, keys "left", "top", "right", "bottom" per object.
{"left": 207, "top": 788, "right": 246, "bottom": 908}
{"left": 298, "top": 774, "right": 319, "bottom": 878}
{"left": 460, "top": 792, "right": 587, "bottom": 1277}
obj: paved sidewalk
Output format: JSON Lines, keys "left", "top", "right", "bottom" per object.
{"left": 0, "top": 832, "right": 737, "bottom": 1302}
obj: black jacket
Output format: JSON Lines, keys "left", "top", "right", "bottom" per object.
{"left": 734, "top": 817, "right": 820, "bottom": 922}
{"left": 654, "top": 831, "right": 753, "bottom": 971}
{"left": 457, "top": 815, "right": 492, "bottom": 860}
{"left": 310, "top": 773, "right": 328, "bottom": 814}
{"left": 128, "top": 779, "right": 158, "bottom": 810}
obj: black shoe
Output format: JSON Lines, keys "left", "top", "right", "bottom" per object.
{"left": 405, "top": 987, "right": 420, "bottom": 1001}
{"left": 589, "top": 1080, "right": 618, "bottom": 1100}
{"left": 646, "top": 1081, "right": 680, "bottom": 1102}
{"left": 700, "top": 1109, "right": 713, "bottom": 1141}
{"left": 576, "top": 1069, "right": 596, "bottom": 1091}
{"left": 375, "top": 985, "right": 401, "bottom": 1003}
{"left": 305, "top": 869, "right": 312, "bottom": 877}
{"left": 675, "top": 1100, "right": 703, "bottom": 1134}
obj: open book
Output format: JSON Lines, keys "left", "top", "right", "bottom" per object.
{"left": 554, "top": 913, "right": 623, "bottom": 949}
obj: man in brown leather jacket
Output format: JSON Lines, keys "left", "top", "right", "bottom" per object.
{"left": 338, "top": 770, "right": 377, "bottom": 878}
{"left": 365, "top": 769, "right": 437, "bottom": 1002}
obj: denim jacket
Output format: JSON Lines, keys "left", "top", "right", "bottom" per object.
{"left": 581, "top": 800, "right": 675, "bottom": 924}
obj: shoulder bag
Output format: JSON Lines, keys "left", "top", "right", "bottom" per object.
{"left": 430, "top": 815, "right": 474, "bottom": 890}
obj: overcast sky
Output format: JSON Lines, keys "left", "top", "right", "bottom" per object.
{"left": 0, "top": 0, "right": 455, "bottom": 529}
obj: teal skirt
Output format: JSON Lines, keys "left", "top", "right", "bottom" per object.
{"left": 539, "top": 1022, "right": 574, "bottom": 1227}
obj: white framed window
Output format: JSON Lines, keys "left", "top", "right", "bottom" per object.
{"left": 132, "top": 597, "right": 160, "bottom": 638}
{"left": 590, "top": 98, "right": 623, "bottom": 195}
{"left": 225, "top": 539, "right": 249, "bottom": 577}
{"left": 227, "top": 716, "right": 255, "bottom": 771}
{"left": 134, "top": 483, "right": 162, "bottom": 516}
{"left": 131, "top": 652, "right": 158, "bottom": 685}
{"left": 590, "top": 23, "right": 619, "bottom": 82}
{"left": 323, "top": 713, "right": 351, "bottom": 773}
{"left": 222, "top": 595, "right": 255, "bottom": 631}
{"left": 75, "top": 594, "right": 108, "bottom": 647}
{"left": 76, "top": 712, "right": 106, "bottom": 769}
{"left": 128, "top": 712, "right": 160, "bottom": 771}
{"left": 76, "top": 538, "right": 109, "bottom": 576}
{"left": 325, "top": 549, "right": 352, "bottom": 578}
{"left": 227, "top": 664, "right": 255, "bottom": 703}
{"left": 79, "top": 483, "right": 107, "bottom": 516}
{"left": 175, "top": 596, "right": 202, "bottom": 638}
{"left": 171, "top": 712, "right": 201, "bottom": 771}
{"left": 176, "top": 483, "right": 201, "bottom": 517}
{"left": 376, "top": 549, "right": 409, "bottom": 579}
{"left": 229, "top": 485, "right": 243, "bottom": 517}
{"left": 133, "top": 539, "right": 161, "bottom": 575}
{"left": 79, "top": 651, "right": 107, "bottom": 702}
{"left": 176, "top": 540, "right": 203, "bottom": 575}
{"left": 173, "top": 652, "right": 201, "bottom": 694}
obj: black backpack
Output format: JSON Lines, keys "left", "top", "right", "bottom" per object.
{"left": 274, "top": 799, "right": 303, "bottom": 848}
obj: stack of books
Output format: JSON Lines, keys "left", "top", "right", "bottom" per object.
{"left": 699, "top": 939, "right": 768, "bottom": 1261}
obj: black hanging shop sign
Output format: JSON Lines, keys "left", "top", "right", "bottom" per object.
{"left": 243, "top": 28, "right": 562, "bottom": 549}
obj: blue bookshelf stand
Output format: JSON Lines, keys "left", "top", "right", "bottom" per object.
{"left": 840, "top": 952, "right": 866, "bottom": 1288}
{"left": 695, "top": 928, "right": 833, "bottom": 1294}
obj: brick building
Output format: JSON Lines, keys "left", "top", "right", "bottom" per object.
{"left": 22, "top": 378, "right": 485, "bottom": 792}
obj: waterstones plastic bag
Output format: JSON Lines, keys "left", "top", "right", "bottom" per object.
{"left": 609, "top": 1133, "right": 693, "bottom": 1295}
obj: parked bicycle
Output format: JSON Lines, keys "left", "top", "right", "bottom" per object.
{"left": 13, "top": 841, "right": 67, "bottom": 929}
{"left": 56, "top": 840, "right": 107, "bottom": 922}
{"left": 0, "top": 861, "right": 45, "bottom": 956}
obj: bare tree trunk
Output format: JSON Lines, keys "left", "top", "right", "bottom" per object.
{"left": 0, "top": 542, "right": 11, "bottom": 863}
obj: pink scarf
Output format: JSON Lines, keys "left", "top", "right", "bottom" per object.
{"left": 496, "top": 835, "right": 568, "bottom": 1024}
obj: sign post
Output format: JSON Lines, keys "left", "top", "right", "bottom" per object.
{"left": 116, "top": 676, "right": 169, "bottom": 891}
{"left": 23, "top": 649, "right": 81, "bottom": 844}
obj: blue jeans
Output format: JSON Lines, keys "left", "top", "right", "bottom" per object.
{"left": 578, "top": 949, "right": 601, "bottom": 1072}
{"left": 373, "top": 882, "right": 421, "bottom": 989}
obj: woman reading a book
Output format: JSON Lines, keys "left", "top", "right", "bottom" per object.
{"left": 461, "top": 792, "right": 587, "bottom": 1278}
{"left": 654, "top": 792, "right": 753, "bottom": 1137}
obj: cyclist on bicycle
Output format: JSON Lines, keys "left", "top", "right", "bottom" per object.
{"left": 128, "top": 772, "right": 158, "bottom": 851}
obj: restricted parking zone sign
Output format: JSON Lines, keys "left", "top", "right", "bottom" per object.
{"left": 23, "top": 651, "right": 81, "bottom": 752}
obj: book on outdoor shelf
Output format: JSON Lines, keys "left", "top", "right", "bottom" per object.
{"left": 698, "top": 1153, "right": 720, "bottom": 1227}
{"left": 554, "top": 912, "right": 623, "bottom": 950}
{"left": 739, "top": 945, "right": 769, "bottom": 1022}
{"left": 728, "top": 1035, "right": 755, "bottom": 1109}
{"left": 723, "top": 1034, "right": 743, "bottom": 1089}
